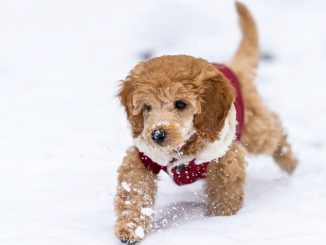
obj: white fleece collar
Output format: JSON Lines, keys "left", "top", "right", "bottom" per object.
{"left": 134, "top": 105, "right": 237, "bottom": 168}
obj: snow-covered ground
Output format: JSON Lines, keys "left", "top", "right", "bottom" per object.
{"left": 1, "top": 0, "right": 326, "bottom": 244}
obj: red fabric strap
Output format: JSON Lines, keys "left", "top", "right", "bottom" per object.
{"left": 212, "top": 63, "right": 244, "bottom": 140}
{"left": 139, "top": 152, "right": 167, "bottom": 174}
{"left": 169, "top": 160, "right": 209, "bottom": 185}
{"left": 139, "top": 151, "right": 209, "bottom": 186}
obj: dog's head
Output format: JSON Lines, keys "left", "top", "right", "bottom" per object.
{"left": 118, "top": 55, "right": 235, "bottom": 154}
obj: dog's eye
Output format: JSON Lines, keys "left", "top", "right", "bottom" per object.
{"left": 145, "top": 104, "right": 152, "bottom": 112}
{"left": 175, "top": 100, "right": 187, "bottom": 110}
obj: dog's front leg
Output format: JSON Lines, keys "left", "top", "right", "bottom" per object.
{"left": 114, "top": 147, "right": 157, "bottom": 244}
{"left": 205, "top": 142, "right": 246, "bottom": 216}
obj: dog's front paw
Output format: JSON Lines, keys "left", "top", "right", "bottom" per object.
{"left": 115, "top": 217, "right": 146, "bottom": 244}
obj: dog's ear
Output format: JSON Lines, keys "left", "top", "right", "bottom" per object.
{"left": 118, "top": 64, "right": 145, "bottom": 138}
{"left": 194, "top": 73, "right": 235, "bottom": 142}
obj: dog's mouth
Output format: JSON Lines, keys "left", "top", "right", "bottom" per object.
{"left": 142, "top": 120, "right": 197, "bottom": 156}
{"left": 149, "top": 132, "right": 197, "bottom": 156}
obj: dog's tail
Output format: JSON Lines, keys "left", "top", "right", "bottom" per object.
{"left": 230, "top": 1, "right": 259, "bottom": 73}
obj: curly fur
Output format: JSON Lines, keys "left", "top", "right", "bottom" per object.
{"left": 114, "top": 2, "right": 297, "bottom": 243}
{"left": 114, "top": 147, "right": 157, "bottom": 243}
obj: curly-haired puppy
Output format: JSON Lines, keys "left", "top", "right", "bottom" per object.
{"left": 114, "top": 2, "right": 297, "bottom": 243}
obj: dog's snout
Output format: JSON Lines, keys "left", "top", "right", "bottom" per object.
{"left": 151, "top": 129, "right": 166, "bottom": 145}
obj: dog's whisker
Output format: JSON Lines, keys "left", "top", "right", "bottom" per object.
{"left": 176, "top": 150, "right": 183, "bottom": 157}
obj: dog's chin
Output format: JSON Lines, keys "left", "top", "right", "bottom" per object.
{"left": 143, "top": 133, "right": 195, "bottom": 155}
{"left": 144, "top": 140, "right": 182, "bottom": 154}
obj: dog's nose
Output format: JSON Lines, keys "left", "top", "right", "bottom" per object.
{"left": 151, "top": 129, "right": 166, "bottom": 145}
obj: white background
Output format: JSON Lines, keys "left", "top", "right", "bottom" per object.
{"left": 0, "top": 0, "right": 326, "bottom": 244}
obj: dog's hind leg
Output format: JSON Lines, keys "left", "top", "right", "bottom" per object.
{"left": 241, "top": 110, "right": 298, "bottom": 174}
{"left": 273, "top": 134, "right": 298, "bottom": 174}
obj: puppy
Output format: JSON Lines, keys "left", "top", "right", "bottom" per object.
{"left": 114, "top": 2, "right": 297, "bottom": 243}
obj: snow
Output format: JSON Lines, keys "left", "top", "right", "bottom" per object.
{"left": 155, "top": 120, "right": 170, "bottom": 127}
{"left": 0, "top": 0, "right": 326, "bottom": 245}
{"left": 121, "top": 182, "right": 131, "bottom": 192}
{"left": 281, "top": 145, "right": 290, "bottom": 155}
{"left": 141, "top": 207, "right": 154, "bottom": 216}
{"left": 135, "top": 226, "right": 145, "bottom": 239}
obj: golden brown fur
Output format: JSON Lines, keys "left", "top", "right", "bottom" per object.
{"left": 229, "top": 2, "right": 297, "bottom": 173}
{"left": 114, "top": 2, "right": 297, "bottom": 243}
{"left": 206, "top": 142, "right": 246, "bottom": 216}
{"left": 114, "top": 147, "right": 157, "bottom": 243}
{"left": 118, "top": 55, "right": 235, "bottom": 150}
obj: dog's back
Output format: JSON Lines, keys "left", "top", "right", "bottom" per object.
{"left": 229, "top": 2, "right": 297, "bottom": 173}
